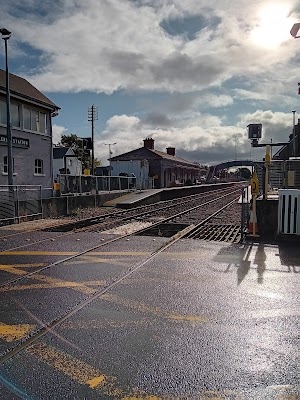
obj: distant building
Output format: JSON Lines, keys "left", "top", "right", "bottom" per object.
{"left": 273, "top": 119, "right": 300, "bottom": 160}
{"left": 0, "top": 69, "right": 60, "bottom": 194}
{"left": 110, "top": 138, "right": 204, "bottom": 189}
{"left": 53, "top": 146, "right": 82, "bottom": 178}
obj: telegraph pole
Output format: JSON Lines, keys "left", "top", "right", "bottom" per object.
{"left": 292, "top": 110, "right": 296, "bottom": 157}
{"left": 88, "top": 105, "right": 98, "bottom": 175}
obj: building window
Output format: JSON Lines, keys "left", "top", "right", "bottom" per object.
{"left": 23, "top": 106, "right": 31, "bottom": 130}
{"left": 35, "top": 159, "right": 43, "bottom": 174}
{"left": 23, "top": 106, "right": 47, "bottom": 133}
{"left": 0, "top": 100, "right": 47, "bottom": 132}
{"left": 11, "top": 103, "right": 20, "bottom": 127}
{"left": 3, "top": 156, "right": 15, "bottom": 173}
{"left": 0, "top": 100, "right": 6, "bottom": 125}
{"left": 0, "top": 100, "right": 20, "bottom": 128}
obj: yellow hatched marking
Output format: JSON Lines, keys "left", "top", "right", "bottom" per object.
{"left": 27, "top": 342, "right": 113, "bottom": 390}
{"left": 0, "top": 280, "right": 105, "bottom": 293}
{"left": 1, "top": 251, "right": 76, "bottom": 255}
{"left": 65, "top": 256, "right": 130, "bottom": 267}
{"left": 87, "top": 375, "right": 107, "bottom": 389}
{"left": 0, "top": 251, "right": 150, "bottom": 256}
{"left": 122, "top": 397, "right": 161, "bottom": 400}
{"left": 89, "top": 252, "right": 150, "bottom": 256}
{"left": 28, "top": 343, "right": 159, "bottom": 397}
{"left": 0, "top": 323, "right": 36, "bottom": 342}
{"left": 101, "top": 294, "right": 208, "bottom": 323}
{"left": 0, "top": 263, "right": 46, "bottom": 275}
{"left": 0, "top": 275, "right": 105, "bottom": 294}
{"left": 33, "top": 275, "right": 96, "bottom": 295}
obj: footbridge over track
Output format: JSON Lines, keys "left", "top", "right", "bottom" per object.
{"left": 206, "top": 160, "right": 254, "bottom": 182}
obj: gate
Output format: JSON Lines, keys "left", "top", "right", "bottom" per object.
{"left": 0, "top": 185, "right": 43, "bottom": 225}
{"left": 240, "top": 185, "right": 251, "bottom": 242}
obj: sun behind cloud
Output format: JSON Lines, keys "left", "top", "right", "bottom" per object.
{"left": 249, "top": 3, "right": 294, "bottom": 49}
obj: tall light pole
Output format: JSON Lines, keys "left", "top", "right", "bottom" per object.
{"left": 105, "top": 142, "right": 117, "bottom": 174}
{"left": 105, "top": 142, "right": 116, "bottom": 192}
{"left": 0, "top": 28, "right": 13, "bottom": 186}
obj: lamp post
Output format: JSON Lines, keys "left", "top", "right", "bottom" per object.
{"left": 105, "top": 142, "right": 116, "bottom": 192}
{"left": 0, "top": 28, "right": 13, "bottom": 187}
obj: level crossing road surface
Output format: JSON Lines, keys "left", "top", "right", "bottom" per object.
{"left": 0, "top": 226, "right": 299, "bottom": 399}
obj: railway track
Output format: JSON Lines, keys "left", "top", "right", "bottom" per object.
{"left": 0, "top": 185, "right": 244, "bottom": 365}
{"left": 0, "top": 183, "right": 245, "bottom": 243}
{"left": 0, "top": 183, "right": 246, "bottom": 291}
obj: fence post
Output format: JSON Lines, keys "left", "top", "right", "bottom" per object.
{"left": 240, "top": 186, "right": 245, "bottom": 242}
{"left": 39, "top": 185, "right": 43, "bottom": 219}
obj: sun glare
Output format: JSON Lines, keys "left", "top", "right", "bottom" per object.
{"left": 249, "top": 3, "right": 293, "bottom": 49}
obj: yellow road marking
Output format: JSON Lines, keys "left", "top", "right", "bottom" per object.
{"left": 1, "top": 251, "right": 76, "bottom": 255}
{"left": 0, "top": 323, "right": 36, "bottom": 342}
{"left": 122, "top": 397, "right": 161, "bottom": 400}
{"left": 33, "top": 275, "right": 97, "bottom": 295}
{"left": 0, "top": 275, "right": 105, "bottom": 294}
{"left": 0, "top": 263, "right": 46, "bottom": 275}
{"left": 27, "top": 342, "right": 114, "bottom": 391}
{"left": 27, "top": 343, "right": 158, "bottom": 397}
{"left": 88, "top": 252, "right": 150, "bottom": 256}
{"left": 65, "top": 256, "right": 131, "bottom": 267}
{"left": 87, "top": 375, "right": 107, "bottom": 389}
{"left": 101, "top": 294, "right": 208, "bottom": 323}
{"left": 0, "top": 251, "right": 150, "bottom": 256}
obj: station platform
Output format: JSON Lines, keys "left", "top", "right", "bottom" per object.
{"left": 103, "top": 182, "right": 240, "bottom": 208}
{"left": 103, "top": 188, "right": 163, "bottom": 208}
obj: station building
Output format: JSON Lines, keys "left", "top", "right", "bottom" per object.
{"left": 0, "top": 69, "right": 60, "bottom": 195}
{"left": 110, "top": 138, "right": 206, "bottom": 189}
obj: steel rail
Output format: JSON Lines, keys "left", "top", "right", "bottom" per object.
{"left": 0, "top": 185, "right": 243, "bottom": 289}
{"left": 0, "top": 191, "right": 243, "bottom": 365}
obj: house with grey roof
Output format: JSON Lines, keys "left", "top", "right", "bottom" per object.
{"left": 110, "top": 138, "right": 204, "bottom": 188}
{"left": 53, "top": 146, "right": 82, "bottom": 178}
{"left": 0, "top": 69, "right": 60, "bottom": 195}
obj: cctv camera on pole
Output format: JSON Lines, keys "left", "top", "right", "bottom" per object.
{"left": 290, "top": 23, "right": 300, "bottom": 38}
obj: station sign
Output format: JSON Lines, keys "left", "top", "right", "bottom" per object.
{"left": 0, "top": 134, "right": 29, "bottom": 148}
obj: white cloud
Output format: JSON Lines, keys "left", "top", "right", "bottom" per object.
{"left": 3, "top": 0, "right": 299, "bottom": 166}
{"left": 92, "top": 108, "right": 295, "bottom": 165}
{"left": 5, "top": 0, "right": 299, "bottom": 98}
{"left": 52, "top": 124, "right": 69, "bottom": 145}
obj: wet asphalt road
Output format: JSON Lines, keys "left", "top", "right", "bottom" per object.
{"left": 0, "top": 229, "right": 299, "bottom": 399}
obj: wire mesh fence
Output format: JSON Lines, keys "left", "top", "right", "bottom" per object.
{"left": 0, "top": 185, "right": 42, "bottom": 225}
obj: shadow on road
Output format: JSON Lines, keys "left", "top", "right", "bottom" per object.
{"left": 213, "top": 241, "right": 300, "bottom": 286}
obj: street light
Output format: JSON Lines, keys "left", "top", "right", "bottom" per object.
{"left": 0, "top": 28, "right": 13, "bottom": 187}
{"left": 105, "top": 142, "right": 117, "bottom": 174}
{"left": 105, "top": 142, "right": 116, "bottom": 192}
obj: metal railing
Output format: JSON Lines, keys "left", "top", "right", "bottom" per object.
{"left": 0, "top": 185, "right": 42, "bottom": 225}
{"left": 240, "top": 185, "right": 250, "bottom": 242}
{"left": 57, "top": 175, "right": 155, "bottom": 195}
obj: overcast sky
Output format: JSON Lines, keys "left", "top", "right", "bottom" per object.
{"left": 1, "top": 0, "right": 300, "bottom": 166}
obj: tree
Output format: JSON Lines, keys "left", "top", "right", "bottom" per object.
{"left": 59, "top": 134, "right": 101, "bottom": 171}
{"left": 236, "top": 167, "right": 251, "bottom": 180}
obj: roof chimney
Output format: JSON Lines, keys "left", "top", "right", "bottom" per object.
{"left": 166, "top": 147, "right": 175, "bottom": 156}
{"left": 143, "top": 138, "right": 154, "bottom": 149}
